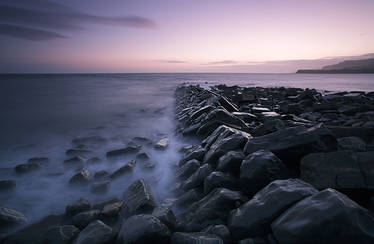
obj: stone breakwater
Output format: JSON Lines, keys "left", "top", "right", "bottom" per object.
{"left": 1, "top": 84, "right": 374, "bottom": 244}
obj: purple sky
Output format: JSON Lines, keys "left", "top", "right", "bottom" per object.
{"left": 1, "top": 0, "right": 373, "bottom": 73}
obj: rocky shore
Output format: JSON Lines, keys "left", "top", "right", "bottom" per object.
{"left": 1, "top": 84, "right": 374, "bottom": 243}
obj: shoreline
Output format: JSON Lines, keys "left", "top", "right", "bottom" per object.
{"left": 1, "top": 84, "right": 374, "bottom": 243}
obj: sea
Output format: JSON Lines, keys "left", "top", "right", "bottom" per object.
{"left": 0, "top": 73, "right": 373, "bottom": 228}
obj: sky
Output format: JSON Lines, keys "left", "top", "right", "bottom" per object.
{"left": 0, "top": 0, "right": 374, "bottom": 73}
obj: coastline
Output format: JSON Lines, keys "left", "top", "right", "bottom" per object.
{"left": 2, "top": 84, "right": 374, "bottom": 243}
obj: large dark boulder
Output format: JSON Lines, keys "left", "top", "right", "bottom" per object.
{"left": 110, "top": 160, "right": 136, "bottom": 180}
{"left": 182, "top": 164, "right": 213, "bottom": 191}
{"left": 240, "top": 150, "right": 290, "bottom": 195}
{"left": 123, "top": 179, "right": 157, "bottom": 217}
{"left": 217, "top": 151, "right": 244, "bottom": 176}
{"left": 228, "top": 179, "right": 318, "bottom": 240}
{"left": 171, "top": 232, "right": 224, "bottom": 244}
{"left": 116, "top": 214, "right": 171, "bottom": 244}
{"left": 176, "top": 159, "right": 201, "bottom": 180}
{"left": 0, "top": 207, "right": 27, "bottom": 228}
{"left": 179, "top": 147, "right": 206, "bottom": 166}
{"left": 204, "top": 172, "right": 240, "bottom": 194}
{"left": 244, "top": 124, "right": 337, "bottom": 169}
{"left": 202, "top": 125, "right": 236, "bottom": 150}
{"left": 152, "top": 207, "right": 178, "bottom": 232}
{"left": 66, "top": 198, "right": 91, "bottom": 216}
{"left": 14, "top": 163, "right": 40, "bottom": 174}
{"left": 72, "top": 210, "right": 101, "bottom": 229}
{"left": 337, "top": 136, "right": 367, "bottom": 151}
{"left": 175, "top": 188, "right": 204, "bottom": 208}
{"left": 184, "top": 188, "right": 246, "bottom": 231}
{"left": 204, "top": 129, "right": 251, "bottom": 166}
{"left": 69, "top": 170, "right": 91, "bottom": 185}
{"left": 203, "top": 225, "right": 232, "bottom": 244}
{"left": 271, "top": 188, "right": 374, "bottom": 243}
{"left": 75, "top": 220, "right": 115, "bottom": 244}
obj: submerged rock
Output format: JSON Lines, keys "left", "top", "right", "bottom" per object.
{"left": 14, "top": 162, "right": 40, "bottom": 174}
{"left": 75, "top": 220, "right": 115, "bottom": 244}
{"left": 154, "top": 138, "right": 170, "bottom": 150}
{"left": 106, "top": 146, "right": 140, "bottom": 158}
{"left": 271, "top": 188, "right": 374, "bottom": 243}
{"left": 171, "top": 232, "right": 224, "bottom": 244}
{"left": 72, "top": 210, "right": 100, "bottom": 229}
{"left": 66, "top": 198, "right": 91, "bottom": 216}
{"left": 0, "top": 180, "right": 16, "bottom": 192}
{"left": 0, "top": 206, "right": 27, "bottom": 228}
{"left": 27, "top": 157, "right": 49, "bottom": 165}
{"left": 110, "top": 160, "right": 136, "bottom": 180}
{"left": 66, "top": 149, "right": 92, "bottom": 157}
{"left": 90, "top": 181, "right": 110, "bottom": 194}
{"left": 116, "top": 214, "right": 171, "bottom": 244}
{"left": 69, "top": 170, "right": 91, "bottom": 185}
{"left": 228, "top": 179, "right": 318, "bottom": 240}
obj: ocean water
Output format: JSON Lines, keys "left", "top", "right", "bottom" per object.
{"left": 0, "top": 73, "right": 373, "bottom": 228}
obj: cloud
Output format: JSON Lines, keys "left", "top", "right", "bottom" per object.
{"left": 0, "top": 0, "right": 156, "bottom": 41}
{"left": 0, "top": 24, "right": 66, "bottom": 41}
{"left": 205, "top": 60, "right": 238, "bottom": 65}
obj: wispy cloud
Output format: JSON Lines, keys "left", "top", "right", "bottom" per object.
{"left": 155, "top": 60, "right": 188, "bottom": 64}
{"left": 204, "top": 60, "right": 238, "bottom": 65}
{"left": 0, "top": 0, "right": 156, "bottom": 41}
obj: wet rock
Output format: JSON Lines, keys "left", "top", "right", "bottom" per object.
{"left": 101, "top": 201, "right": 123, "bottom": 218}
{"left": 251, "top": 119, "right": 286, "bottom": 137}
{"left": 123, "top": 179, "right": 157, "bottom": 217}
{"left": 232, "top": 112, "right": 258, "bottom": 123}
{"left": 69, "top": 170, "right": 91, "bottom": 185}
{"left": 216, "top": 151, "right": 244, "bottom": 176}
{"left": 202, "top": 125, "right": 236, "bottom": 150}
{"left": 251, "top": 107, "right": 270, "bottom": 113}
{"left": 171, "top": 232, "right": 224, "bottom": 244}
{"left": 184, "top": 188, "right": 246, "bottom": 231}
{"left": 176, "top": 188, "right": 204, "bottom": 208}
{"left": 271, "top": 188, "right": 374, "bottom": 243}
{"left": 203, "top": 225, "right": 231, "bottom": 244}
{"left": 280, "top": 103, "right": 303, "bottom": 114}
{"left": 204, "top": 172, "right": 240, "bottom": 194}
{"left": 116, "top": 214, "right": 171, "bottom": 244}
{"left": 94, "top": 170, "right": 110, "bottom": 180}
{"left": 27, "top": 157, "right": 49, "bottom": 165}
{"left": 182, "top": 164, "right": 213, "bottom": 191}
{"left": 228, "top": 179, "right": 318, "bottom": 240}
{"left": 72, "top": 210, "right": 101, "bottom": 229}
{"left": 0, "top": 180, "right": 16, "bottom": 192}
{"left": 2, "top": 214, "right": 66, "bottom": 244}
{"left": 90, "top": 181, "right": 110, "bottom": 194}
{"left": 63, "top": 156, "right": 85, "bottom": 166}
{"left": 14, "top": 162, "right": 40, "bottom": 174}
{"left": 300, "top": 150, "right": 374, "bottom": 190}
{"left": 338, "top": 136, "right": 367, "bottom": 151}
{"left": 240, "top": 150, "right": 290, "bottom": 195}
{"left": 110, "top": 160, "right": 136, "bottom": 180}
{"left": 66, "top": 149, "right": 93, "bottom": 157}
{"left": 179, "top": 146, "right": 206, "bottom": 166}
{"left": 0, "top": 206, "right": 27, "bottom": 228}
{"left": 92, "top": 197, "right": 120, "bottom": 210}
{"left": 39, "top": 225, "right": 79, "bottom": 244}
{"left": 237, "top": 237, "right": 267, "bottom": 244}
{"left": 176, "top": 159, "right": 201, "bottom": 180}
{"left": 152, "top": 207, "right": 178, "bottom": 232}
{"left": 325, "top": 125, "right": 374, "bottom": 143}
{"left": 136, "top": 152, "right": 150, "bottom": 161}
{"left": 106, "top": 146, "right": 140, "bottom": 158}
{"left": 86, "top": 157, "right": 102, "bottom": 164}
{"left": 75, "top": 220, "right": 115, "bottom": 244}
{"left": 204, "top": 129, "right": 251, "bottom": 166}
{"left": 66, "top": 198, "right": 91, "bottom": 216}
{"left": 244, "top": 124, "right": 337, "bottom": 169}
{"left": 154, "top": 138, "right": 170, "bottom": 150}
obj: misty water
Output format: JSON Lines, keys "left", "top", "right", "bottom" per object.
{"left": 0, "top": 73, "right": 374, "bottom": 229}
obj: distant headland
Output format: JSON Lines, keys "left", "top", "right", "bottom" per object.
{"left": 297, "top": 58, "right": 374, "bottom": 74}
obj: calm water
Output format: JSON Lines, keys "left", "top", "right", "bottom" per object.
{"left": 0, "top": 73, "right": 373, "bottom": 227}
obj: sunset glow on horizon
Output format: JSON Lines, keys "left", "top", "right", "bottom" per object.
{"left": 1, "top": 0, "right": 374, "bottom": 73}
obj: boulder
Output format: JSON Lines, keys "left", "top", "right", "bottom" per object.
{"left": 240, "top": 150, "right": 290, "bottom": 195}
{"left": 116, "top": 214, "right": 171, "bottom": 244}
{"left": 101, "top": 201, "right": 123, "bottom": 218}
{"left": 237, "top": 237, "right": 267, "bottom": 244}
{"left": 66, "top": 198, "right": 91, "bottom": 216}
{"left": 75, "top": 220, "right": 115, "bottom": 244}
{"left": 39, "top": 225, "right": 79, "bottom": 244}
{"left": 90, "top": 181, "right": 110, "bottom": 194}
{"left": 66, "top": 149, "right": 92, "bottom": 157}
{"left": 176, "top": 188, "right": 204, "bottom": 208}
{"left": 300, "top": 150, "right": 374, "bottom": 191}
{"left": 72, "top": 210, "right": 101, "bottom": 229}
{"left": 184, "top": 188, "right": 246, "bottom": 231}
{"left": 216, "top": 151, "right": 245, "bottom": 176}
{"left": 204, "top": 172, "right": 240, "bottom": 194}
{"left": 110, "top": 160, "right": 136, "bottom": 180}
{"left": 63, "top": 156, "right": 85, "bottom": 165}
{"left": 152, "top": 207, "right": 178, "bottom": 232}
{"left": 154, "top": 138, "right": 170, "bottom": 150}
{"left": 171, "top": 232, "right": 224, "bottom": 244}
{"left": 123, "top": 179, "right": 157, "bottom": 217}
{"left": 14, "top": 163, "right": 40, "bottom": 174}
{"left": 106, "top": 146, "right": 140, "bottom": 158}
{"left": 203, "top": 225, "right": 232, "bottom": 244}
{"left": 204, "top": 130, "right": 251, "bottom": 166}
{"left": 94, "top": 170, "right": 110, "bottom": 180}
{"left": 179, "top": 146, "right": 206, "bottom": 166}
{"left": 0, "top": 206, "right": 27, "bottom": 228}
{"left": 271, "top": 188, "right": 374, "bottom": 243}
{"left": 228, "top": 179, "right": 318, "bottom": 240}
{"left": 27, "top": 157, "right": 49, "bottom": 165}
{"left": 176, "top": 159, "right": 200, "bottom": 179}
{"left": 338, "top": 136, "right": 367, "bottom": 151}
{"left": 202, "top": 125, "right": 236, "bottom": 150}
{"left": 69, "top": 170, "right": 91, "bottom": 185}
{"left": 232, "top": 112, "right": 258, "bottom": 123}
{"left": 0, "top": 180, "right": 16, "bottom": 192}
{"left": 244, "top": 124, "right": 337, "bottom": 169}
{"left": 92, "top": 197, "right": 121, "bottom": 210}
{"left": 182, "top": 164, "right": 213, "bottom": 191}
